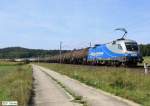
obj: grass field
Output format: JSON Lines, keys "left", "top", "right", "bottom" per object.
{"left": 0, "top": 62, "right": 32, "bottom": 106}
{"left": 143, "top": 56, "right": 150, "bottom": 64}
{"left": 39, "top": 63, "right": 150, "bottom": 106}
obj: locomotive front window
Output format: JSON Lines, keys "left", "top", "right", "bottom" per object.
{"left": 125, "top": 42, "right": 138, "bottom": 51}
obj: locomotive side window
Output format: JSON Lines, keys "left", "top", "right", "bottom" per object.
{"left": 125, "top": 42, "right": 138, "bottom": 51}
{"left": 118, "top": 44, "right": 123, "bottom": 50}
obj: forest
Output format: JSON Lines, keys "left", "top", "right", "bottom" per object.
{"left": 0, "top": 47, "right": 69, "bottom": 59}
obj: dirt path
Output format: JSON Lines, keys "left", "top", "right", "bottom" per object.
{"left": 32, "top": 65, "right": 81, "bottom": 106}
{"left": 33, "top": 65, "right": 140, "bottom": 106}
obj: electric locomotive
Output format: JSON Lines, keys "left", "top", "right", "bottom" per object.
{"left": 87, "top": 38, "right": 143, "bottom": 66}
{"left": 87, "top": 28, "right": 143, "bottom": 66}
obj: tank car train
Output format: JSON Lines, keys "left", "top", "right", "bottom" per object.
{"left": 48, "top": 29, "right": 143, "bottom": 66}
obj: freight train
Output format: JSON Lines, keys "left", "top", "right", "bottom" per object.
{"left": 48, "top": 29, "right": 143, "bottom": 66}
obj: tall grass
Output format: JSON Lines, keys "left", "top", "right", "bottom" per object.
{"left": 0, "top": 63, "right": 32, "bottom": 106}
{"left": 144, "top": 56, "right": 150, "bottom": 64}
{"left": 39, "top": 63, "right": 150, "bottom": 106}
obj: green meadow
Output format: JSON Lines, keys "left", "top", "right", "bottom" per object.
{"left": 0, "top": 63, "right": 32, "bottom": 106}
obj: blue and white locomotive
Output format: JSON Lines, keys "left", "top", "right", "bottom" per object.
{"left": 87, "top": 38, "right": 143, "bottom": 66}
{"left": 87, "top": 29, "right": 143, "bottom": 66}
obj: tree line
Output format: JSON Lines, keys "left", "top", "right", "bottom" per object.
{"left": 139, "top": 44, "right": 150, "bottom": 56}
{"left": 0, "top": 47, "right": 69, "bottom": 59}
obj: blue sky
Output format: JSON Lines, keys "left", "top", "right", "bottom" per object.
{"left": 0, "top": 0, "right": 149, "bottom": 50}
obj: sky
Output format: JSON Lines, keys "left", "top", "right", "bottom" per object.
{"left": 0, "top": 0, "right": 149, "bottom": 50}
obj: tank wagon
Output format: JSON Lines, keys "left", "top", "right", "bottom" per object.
{"left": 48, "top": 29, "right": 143, "bottom": 66}
{"left": 48, "top": 48, "right": 89, "bottom": 64}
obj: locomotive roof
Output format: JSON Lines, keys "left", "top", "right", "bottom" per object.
{"left": 115, "top": 38, "right": 136, "bottom": 43}
{"left": 93, "top": 38, "right": 137, "bottom": 48}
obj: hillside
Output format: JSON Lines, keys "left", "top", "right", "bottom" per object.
{"left": 0, "top": 47, "right": 69, "bottom": 59}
